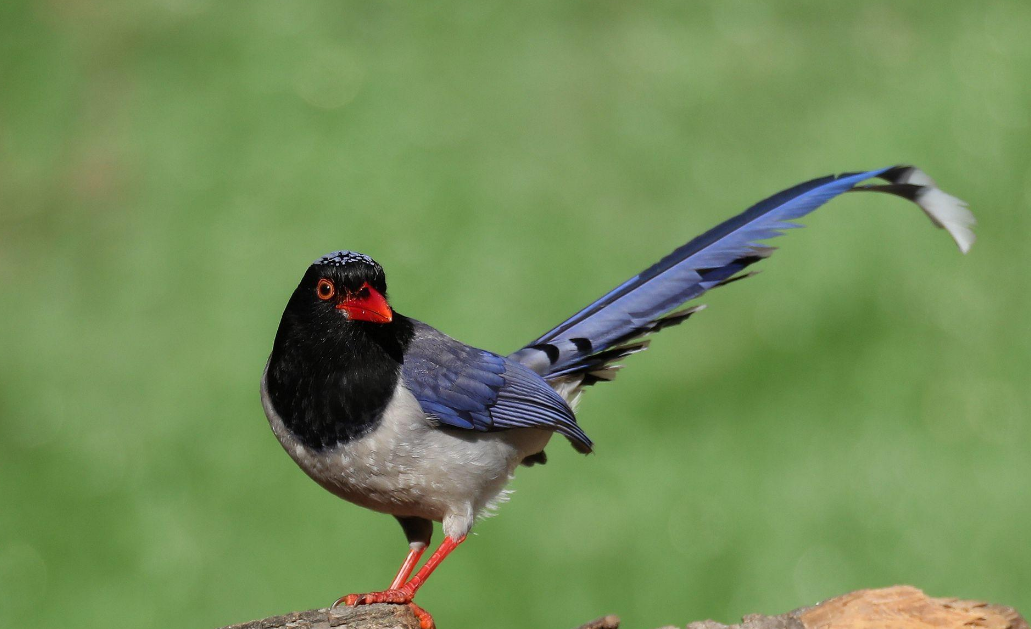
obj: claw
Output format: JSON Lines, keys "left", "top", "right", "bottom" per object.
{"left": 332, "top": 593, "right": 360, "bottom": 608}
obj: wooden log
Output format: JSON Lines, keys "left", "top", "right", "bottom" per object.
{"left": 688, "top": 586, "right": 1028, "bottom": 629}
{"left": 220, "top": 585, "right": 1027, "bottom": 629}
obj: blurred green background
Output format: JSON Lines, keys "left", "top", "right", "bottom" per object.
{"left": 2, "top": 1, "right": 1029, "bottom": 628}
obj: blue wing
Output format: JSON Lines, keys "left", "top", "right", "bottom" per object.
{"left": 510, "top": 165, "right": 973, "bottom": 380}
{"left": 401, "top": 320, "right": 593, "bottom": 452}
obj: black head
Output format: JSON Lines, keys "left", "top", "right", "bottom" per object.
{"left": 266, "top": 251, "right": 414, "bottom": 450}
{"left": 287, "top": 250, "right": 393, "bottom": 327}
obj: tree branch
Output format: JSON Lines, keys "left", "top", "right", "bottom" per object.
{"left": 219, "top": 586, "right": 1027, "bottom": 629}
{"left": 221, "top": 603, "right": 421, "bottom": 629}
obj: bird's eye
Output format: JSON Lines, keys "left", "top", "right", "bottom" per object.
{"left": 316, "top": 279, "right": 335, "bottom": 300}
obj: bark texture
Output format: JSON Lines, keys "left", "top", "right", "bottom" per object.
{"left": 220, "top": 585, "right": 1027, "bottom": 629}
{"left": 221, "top": 604, "right": 420, "bottom": 629}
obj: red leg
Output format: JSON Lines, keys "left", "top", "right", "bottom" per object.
{"left": 389, "top": 546, "right": 425, "bottom": 590}
{"left": 398, "top": 535, "right": 464, "bottom": 595}
{"left": 334, "top": 536, "right": 466, "bottom": 608}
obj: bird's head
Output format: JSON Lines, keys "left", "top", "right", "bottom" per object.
{"left": 268, "top": 251, "right": 408, "bottom": 449}
{"left": 285, "top": 250, "right": 393, "bottom": 327}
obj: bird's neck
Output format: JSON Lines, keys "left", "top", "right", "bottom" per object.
{"left": 266, "top": 313, "right": 415, "bottom": 450}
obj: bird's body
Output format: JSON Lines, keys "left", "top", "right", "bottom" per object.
{"left": 261, "top": 324, "right": 555, "bottom": 540}
{"left": 261, "top": 166, "right": 974, "bottom": 627}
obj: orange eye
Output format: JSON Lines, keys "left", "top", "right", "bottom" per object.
{"left": 316, "top": 279, "right": 335, "bottom": 300}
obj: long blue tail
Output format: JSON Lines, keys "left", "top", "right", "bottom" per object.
{"left": 509, "top": 165, "right": 973, "bottom": 383}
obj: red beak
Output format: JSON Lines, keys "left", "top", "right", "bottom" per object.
{"left": 336, "top": 283, "right": 393, "bottom": 323}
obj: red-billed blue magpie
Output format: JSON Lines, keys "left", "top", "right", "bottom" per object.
{"left": 261, "top": 166, "right": 973, "bottom": 628}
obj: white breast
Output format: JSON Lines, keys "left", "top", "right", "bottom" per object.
{"left": 260, "top": 365, "right": 552, "bottom": 539}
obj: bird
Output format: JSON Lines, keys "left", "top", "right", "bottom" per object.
{"left": 260, "top": 165, "right": 973, "bottom": 628}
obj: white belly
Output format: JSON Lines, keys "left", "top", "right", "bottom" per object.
{"left": 260, "top": 367, "right": 552, "bottom": 539}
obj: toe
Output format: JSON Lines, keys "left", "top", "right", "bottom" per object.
{"left": 407, "top": 602, "right": 435, "bottom": 629}
{"left": 334, "top": 589, "right": 412, "bottom": 606}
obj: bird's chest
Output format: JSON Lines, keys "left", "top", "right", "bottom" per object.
{"left": 262, "top": 370, "right": 543, "bottom": 520}
{"left": 264, "top": 347, "right": 400, "bottom": 451}
{"left": 262, "top": 371, "right": 424, "bottom": 505}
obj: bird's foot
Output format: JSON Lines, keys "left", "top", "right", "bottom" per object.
{"left": 334, "top": 585, "right": 413, "bottom": 606}
{"left": 333, "top": 587, "right": 434, "bottom": 628}
{"left": 405, "top": 601, "right": 435, "bottom": 629}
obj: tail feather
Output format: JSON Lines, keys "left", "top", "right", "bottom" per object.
{"left": 509, "top": 165, "right": 973, "bottom": 385}
{"left": 856, "top": 166, "right": 975, "bottom": 253}
{"left": 545, "top": 304, "right": 706, "bottom": 383}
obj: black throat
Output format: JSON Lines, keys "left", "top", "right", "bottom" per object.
{"left": 266, "top": 309, "right": 415, "bottom": 451}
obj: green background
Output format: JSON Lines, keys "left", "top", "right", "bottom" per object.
{"left": 2, "top": 1, "right": 1029, "bottom": 628}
